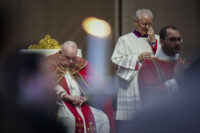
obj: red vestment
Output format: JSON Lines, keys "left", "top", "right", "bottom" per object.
{"left": 138, "top": 58, "right": 177, "bottom": 103}
{"left": 47, "top": 52, "right": 115, "bottom": 133}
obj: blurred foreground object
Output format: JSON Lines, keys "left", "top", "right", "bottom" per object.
{"left": 0, "top": 52, "right": 65, "bottom": 133}
{"left": 82, "top": 17, "right": 111, "bottom": 80}
{"left": 82, "top": 17, "right": 111, "bottom": 38}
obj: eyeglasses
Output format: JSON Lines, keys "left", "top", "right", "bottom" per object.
{"left": 167, "top": 37, "right": 183, "bottom": 42}
{"left": 139, "top": 22, "right": 153, "bottom": 27}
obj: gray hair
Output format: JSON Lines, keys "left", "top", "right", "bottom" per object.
{"left": 61, "top": 41, "right": 78, "bottom": 52}
{"left": 135, "top": 9, "right": 153, "bottom": 21}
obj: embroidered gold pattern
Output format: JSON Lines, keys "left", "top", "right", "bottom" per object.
{"left": 70, "top": 61, "right": 87, "bottom": 75}
{"left": 77, "top": 118, "right": 83, "bottom": 133}
{"left": 28, "top": 35, "right": 61, "bottom": 49}
{"left": 87, "top": 122, "right": 95, "bottom": 132}
{"left": 47, "top": 59, "right": 66, "bottom": 84}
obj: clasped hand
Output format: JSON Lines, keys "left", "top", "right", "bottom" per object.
{"left": 138, "top": 52, "right": 152, "bottom": 62}
{"left": 64, "top": 94, "right": 87, "bottom": 107}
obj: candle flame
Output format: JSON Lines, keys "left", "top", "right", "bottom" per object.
{"left": 82, "top": 17, "right": 111, "bottom": 38}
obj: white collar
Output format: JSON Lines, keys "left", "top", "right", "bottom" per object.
{"left": 155, "top": 48, "right": 179, "bottom": 61}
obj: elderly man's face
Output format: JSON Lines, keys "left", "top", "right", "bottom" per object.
{"left": 60, "top": 46, "right": 78, "bottom": 68}
{"left": 162, "top": 28, "right": 182, "bottom": 56}
{"left": 134, "top": 13, "right": 153, "bottom": 36}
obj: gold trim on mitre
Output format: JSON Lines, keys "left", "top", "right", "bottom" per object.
{"left": 28, "top": 35, "right": 61, "bottom": 49}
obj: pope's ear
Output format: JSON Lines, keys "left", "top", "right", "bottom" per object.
{"left": 134, "top": 19, "right": 138, "bottom": 26}
{"left": 59, "top": 50, "right": 62, "bottom": 54}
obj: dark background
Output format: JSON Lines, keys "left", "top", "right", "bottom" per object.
{"left": 1, "top": 0, "right": 200, "bottom": 75}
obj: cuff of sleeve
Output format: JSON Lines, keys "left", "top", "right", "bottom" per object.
{"left": 60, "top": 92, "right": 67, "bottom": 99}
{"left": 135, "top": 59, "right": 142, "bottom": 70}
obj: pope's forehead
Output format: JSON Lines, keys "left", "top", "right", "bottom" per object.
{"left": 63, "top": 46, "right": 77, "bottom": 55}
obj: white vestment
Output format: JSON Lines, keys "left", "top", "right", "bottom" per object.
{"left": 111, "top": 32, "right": 160, "bottom": 120}
{"left": 56, "top": 71, "right": 110, "bottom": 133}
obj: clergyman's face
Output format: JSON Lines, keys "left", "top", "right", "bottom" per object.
{"left": 162, "top": 28, "right": 182, "bottom": 56}
{"left": 134, "top": 13, "right": 153, "bottom": 36}
{"left": 60, "top": 46, "right": 77, "bottom": 68}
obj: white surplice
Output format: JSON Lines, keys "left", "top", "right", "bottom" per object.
{"left": 111, "top": 32, "right": 160, "bottom": 120}
{"left": 55, "top": 71, "right": 110, "bottom": 133}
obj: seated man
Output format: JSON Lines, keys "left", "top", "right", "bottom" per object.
{"left": 138, "top": 26, "right": 189, "bottom": 106}
{"left": 47, "top": 41, "right": 114, "bottom": 133}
